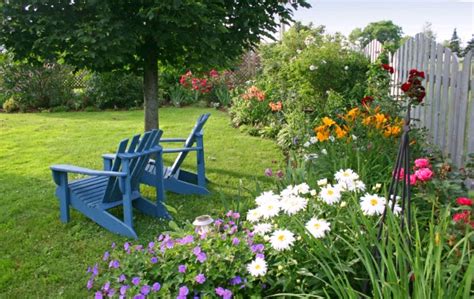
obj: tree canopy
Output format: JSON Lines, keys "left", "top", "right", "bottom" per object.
{"left": 1, "top": 0, "right": 310, "bottom": 129}
{"left": 349, "top": 20, "right": 403, "bottom": 51}
{"left": 448, "top": 28, "right": 462, "bottom": 55}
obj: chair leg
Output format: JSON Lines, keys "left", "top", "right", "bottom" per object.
{"left": 58, "top": 174, "right": 70, "bottom": 223}
{"left": 196, "top": 137, "right": 206, "bottom": 189}
{"left": 121, "top": 177, "right": 134, "bottom": 229}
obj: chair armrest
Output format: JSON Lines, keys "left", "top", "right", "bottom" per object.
{"left": 163, "top": 147, "right": 202, "bottom": 154}
{"left": 102, "top": 153, "right": 116, "bottom": 160}
{"left": 117, "top": 146, "right": 162, "bottom": 160}
{"left": 160, "top": 138, "right": 187, "bottom": 143}
{"left": 50, "top": 164, "right": 127, "bottom": 177}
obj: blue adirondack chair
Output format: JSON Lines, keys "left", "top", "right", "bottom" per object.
{"left": 50, "top": 130, "right": 169, "bottom": 239}
{"left": 142, "top": 113, "right": 211, "bottom": 195}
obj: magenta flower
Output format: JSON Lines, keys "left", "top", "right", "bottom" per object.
{"left": 232, "top": 237, "right": 240, "bottom": 245}
{"left": 178, "top": 265, "right": 187, "bottom": 273}
{"left": 276, "top": 170, "right": 284, "bottom": 178}
{"left": 152, "top": 282, "right": 161, "bottom": 292}
{"left": 195, "top": 274, "right": 206, "bottom": 284}
{"left": 232, "top": 212, "right": 240, "bottom": 219}
{"left": 414, "top": 158, "right": 430, "bottom": 169}
{"left": 264, "top": 168, "right": 273, "bottom": 177}
{"left": 95, "top": 291, "right": 103, "bottom": 299}
{"left": 131, "top": 277, "right": 140, "bottom": 286}
{"left": 192, "top": 246, "right": 201, "bottom": 255}
{"left": 226, "top": 210, "right": 234, "bottom": 217}
{"left": 414, "top": 167, "right": 433, "bottom": 182}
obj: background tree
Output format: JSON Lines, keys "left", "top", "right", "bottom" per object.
{"left": 448, "top": 28, "right": 462, "bottom": 55}
{"left": 349, "top": 20, "right": 403, "bottom": 51}
{"left": 0, "top": 1, "right": 310, "bottom": 130}
{"left": 421, "top": 21, "right": 437, "bottom": 41}
{"left": 463, "top": 35, "right": 474, "bottom": 56}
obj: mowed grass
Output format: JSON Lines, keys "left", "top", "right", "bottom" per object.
{"left": 0, "top": 107, "right": 282, "bottom": 298}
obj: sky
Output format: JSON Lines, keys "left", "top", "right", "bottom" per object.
{"left": 291, "top": 0, "right": 473, "bottom": 46}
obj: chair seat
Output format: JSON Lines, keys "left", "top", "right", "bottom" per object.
{"left": 145, "top": 161, "right": 173, "bottom": 178}
{"left": 69, "top": 176, "right": 109, "bottom": 207}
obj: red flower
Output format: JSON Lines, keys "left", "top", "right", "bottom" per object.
{"left": 401, "top": 82, "right": 411, "bottom": 92}
{"left": 361, "top": 96, "right": 374, "bottom": 106}
{"left": 453, "top": 211, "right": 470, "bottom": 223}
{"left": 381, "top": 64, "right": 394, "bottom": 74}
{"left": 209, "top": 69, "right": 219, "bottom": 78}
{"left": 417, "top": 90, "right": 426, "bottom": 102}
{"left": 456, "top": 197, "right": 473, "bottom": 206}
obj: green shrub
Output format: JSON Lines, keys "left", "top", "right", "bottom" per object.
{"left": 85, "top": 71, "right": 143, "bottom": 109}
{"left": 2, "top": 97, "right": 19, "bottom": 113}
{"left": 0, "top": 58, "right": 76, "bottom": 110}
{"left": 50, "top": 105, "right": 70, "bottom": 113}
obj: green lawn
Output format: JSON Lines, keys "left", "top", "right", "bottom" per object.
{"left": 0, "top": 107, "right": 282, "bottom": 298}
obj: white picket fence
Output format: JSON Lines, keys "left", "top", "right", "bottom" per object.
{"left": 363, "top": 39, "right": 384, "bottom": 63}
{"left": 362, "top": 33, "right": 473, "bottom": 169}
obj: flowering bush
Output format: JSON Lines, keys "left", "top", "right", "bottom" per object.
{"left": 87, "top": 213, "right": 274, "bottom": 298}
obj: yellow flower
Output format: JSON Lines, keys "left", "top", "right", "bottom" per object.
{"left": 383, "top": 126, "right": 401, "bottom": 137}
{"left": 362, "top": 116, "right": 372, "bottom": 126}
{"left": 335, "top": 125, "right": 348, "bottom": 139}
{"left": 374, "top": 113, "right": 387, "bottom": 129}
{"left": 316, "top": 129, "right": 330, "bottom": 142}
{"left": 345, "top": 107, "right": 359, "bottom": 122}
{"left": 322, "top": 117, "right": 336, "bottom": 127}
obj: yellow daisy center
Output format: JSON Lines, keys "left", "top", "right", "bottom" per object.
{"left": 370, "top": 198, "right": 378, "bottom": 206}
{"left": 255, "top": 265, "right": 261, "bottom": 270}
{"left": 327, "top": 190, "right": 334, "bottom": 195}
{"left": 313, "top": 223, "right": 321, "bottom": 229}
{"left": 278, "top": 234, "right": 286, "bottom": 241}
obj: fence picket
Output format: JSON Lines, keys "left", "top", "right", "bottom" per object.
{"left": 362, "top": 34, "right": 473, "bottom": 168}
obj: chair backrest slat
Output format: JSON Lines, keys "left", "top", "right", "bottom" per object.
{"left": 169, "top": 113, "right": 210, "bottom": 176}
{"left": 103, "top": 130, "right": 162, "bottom": 203}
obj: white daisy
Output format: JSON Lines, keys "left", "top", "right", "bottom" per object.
{"left": 258, "top": 198, "right": 281, "bottom": 219}
{"left": 309, "top": 136, "right": 318, "bottom": 144}
{"left": 329, "top": 136, "right": 335, "bottom": 142}
{"left": 280, "top": 185, "right": 297, "bottom": 198}
{"left": 269, "top": 229, "right": 295, "bottom": 251}
{"left": 310, "top": 189, "right": 317, "bottom": 196}
{"left": 294, "top": 183, "right": 311, "bottom": 195}
{"left": 247, "top": 257, "right": 267, "bottom": 277}
{"left": 296, "top": 49, "right": 302, "bottom": 54}
{"left": 335, "top": 169, "right": 359, "bottom": 184}
{"left": 303, "top": 141, "right": 311, "bottom": 148}
{"left": 246, "top": 208, "right": 262, "bottom": 222}
{"left": 317, "top": 178, "right": 328, "bottom": 186}
{"left": 355, "top": 180, "right": 366, "bottom": 191}
{"left": 321, "top": 149, "right": 328, "bottom": 155}
{"left": 360, "top": 193, "right": 386, "bottom": 216}
{"left": 255, "top": 191, "right": 280, "bottom": 206}
{"left": 280, "top": 195, "right": 308, "bottom": 215}
{"left": 253, "top": 223, "right": 273, "bottom": 236}
{"left": 305, "top": 218, "right": 331, "bottom": 238}
{"left": 351, "top": 134, "right": 357, "bottom": 141}
{"left": 319, "top": 184, "right": 342, "bottom": 205}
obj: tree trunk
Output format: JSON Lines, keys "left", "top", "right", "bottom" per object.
{"left": 143, "top": 50, "right": 159, "bottom": 131}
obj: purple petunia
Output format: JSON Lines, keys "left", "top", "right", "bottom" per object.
{"left": 230, "top": 276, "right": 242, "bottom": 285}
{"left": 102, "top": 282, "right": 111, "bottom": 292}
{"left": 256, "top": 253, "right": 265, "bottom": 259}
{"left": 196, "top": 252, "right": 207, "bottom": 263}
{"left": 109, "top": 260, "right": 120, "bottom": 269}
{"left": 192, "top": 246, "right": 201, "bottom": 255}
{"left": 118, "top": 274, "right": 126, "bottom": 283}
{"left": 177, "top": 286, "right": 189, "bottom": 299}
{"left": 92, "top": 264, "right": 99, "bottom": 276}
{"left": 119, "top": 285, "right": 129, "bottom": 295}
{"left": 148, "top": 241, "right": 155, "bottom": 249}
{"left": 87, "top": 279, "right": 94, "bottom": 290}
{"left": 177, "top": 235, "right": 194, "bottom": 245}
{"left": 232, "top": 237, "right": 240, "bottom": 246}
{"left": 178, "top": 265, "right": 187, "bottom": 273}
{"left": 195, "top": 274, "right": 206, "bottom": 284}
{"left": 107, "top": 288, "right": 116, "bottom": 297}
{"left": 131, "top": 277, "right": 141, "bottom": 286}
{"left": 111, "top": 242, "right": 116, "bottom": 249}
{"left": 150, "top": 257, "right": 158, "bottom": 264}
{"left": 140, "top": 285, "right": 151, "bottom": 295}
{"left": 215, "top": 287, "right": 233, "bottom": 299}
{"left": 95, "top": 291, "right": 103, "bottom": 299}
{"left": 250, "top": 244, "right": 264, "bottom": 253}
{"left": 124, "top": 242, "right": 131, "bottom": 251}
{"left": 133, "top": 295, "right": 145, "bottom": 299}
{"left": 152, "top": 282, "right": 161, "bottom": 292}
{"left": 102, "top": 251, "right": 110, "bottom": 261}
{"left": 226, "top": 210, "right": 234, "bottom": 217}
{"left": 214, "top": 219, "right": 223, "bottom": 227}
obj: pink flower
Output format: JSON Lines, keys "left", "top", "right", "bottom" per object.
{"left": 456, "top": 197, "right": 473, "bottom": 206}
{"left": 414, "top": 168, "right": 433, "bottom": 182}
{"left": 414, "top": 158, "right": 430, "bottom": 169}
{"left": 409, "top": 174, "right": 417, "bottom": 186}
{"left": 393, "top": 168, "right": 405, "bottom": 180}
{"left": 264, "top": 168, "right": 273, "bottom": 177}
